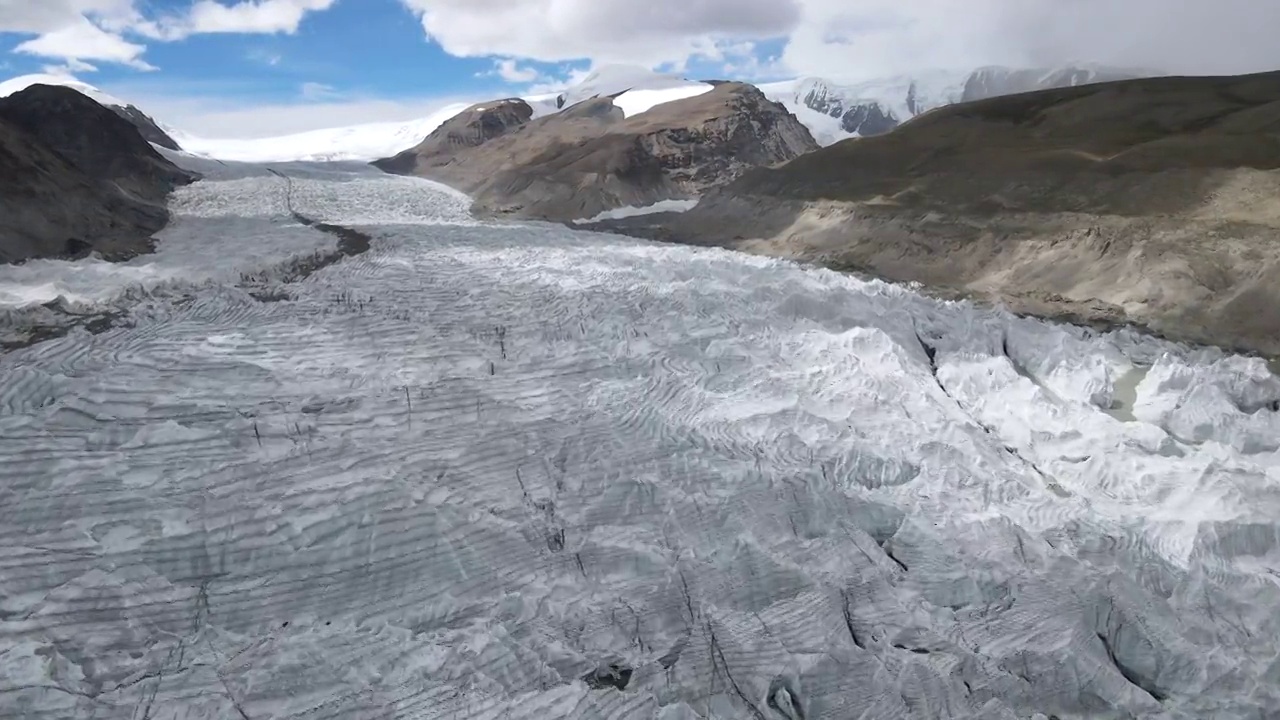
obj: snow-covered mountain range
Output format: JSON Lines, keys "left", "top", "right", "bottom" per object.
{"left": 760, "top": 69, "right": 970, "bottom": 139}
{"left": 0, "top": 63, "right": 1158, "bottom": 161}
{"left": 553, "top": 64, "right": 714, "bottom": 115}
{"left": 172, "top": 66, "right": 717, "bottom": 162}
{"left": 170, "top": 107, "right": 475, "bottom": 164}
{"left": 760, "top": 64, "right": 1155, "bottom": 146}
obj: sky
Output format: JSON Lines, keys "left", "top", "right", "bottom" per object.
{"left": 1, "top": 0, "right": 1277, "bottom": 138}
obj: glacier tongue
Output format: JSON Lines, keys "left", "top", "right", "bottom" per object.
{"left": 1, "top": 165, "right": 1278, "bottom": 719}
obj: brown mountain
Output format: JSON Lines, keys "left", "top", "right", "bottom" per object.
{"left": 375, "top": 97, "right": 534, "bottom": 176}
{"left": 0, "top": 84, "right": 197, "bottom": 264}
{"left": 593, "top": 70, "right": 1280, "bottom": 356}
{"left": 375, "top": 82, "right": 818, "bottom": 222}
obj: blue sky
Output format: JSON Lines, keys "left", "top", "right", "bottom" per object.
{"left": 0, "top": 0, "right": 798, "bottom": 137}
{"left": 0, "top": 0, "right": 1274, "bottom": 137}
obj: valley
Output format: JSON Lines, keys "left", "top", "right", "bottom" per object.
{"left": 0, "top": 61, "right": 1278, "bottom": 720}
{"left": 2, "top": 161, "right": 1278, "bottom": 718}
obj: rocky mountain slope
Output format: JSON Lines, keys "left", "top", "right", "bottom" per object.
{"left": 0, "top": 84, "right": 197, "bottom": 264}
{"left": 594, "top": 70, "right": 1280, "bottom": 357}
{"left": 375, "top": 82, "right": 818, "bottom": 222}
{"left": 761, "top": 64, "right": 1151, "bottom": 144}
{"left": 0, "top": 74, "right": 183, "bottom": 151}
{"left": 374, "top": 98, "right": 535, "bottom": 176}
{"left": 105, "top": 102, "right": 182, "bottom": 151}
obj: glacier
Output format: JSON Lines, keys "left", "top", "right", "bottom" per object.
{"left": 1, "top": 163, "right": 1279, "bottom": 719}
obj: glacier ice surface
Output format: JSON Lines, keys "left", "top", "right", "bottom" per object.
{"left": 573, "top": 199, "right": 701, "bottom": 224}
{"left": 1, "top": 164, "right": 1278, "bottom": 719}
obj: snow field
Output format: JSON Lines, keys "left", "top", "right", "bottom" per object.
{"left": 573, "top": 199, "right": 701, "bottom": 224}
{"left": 172, "top": 103, "right": 475, "bottom": 163}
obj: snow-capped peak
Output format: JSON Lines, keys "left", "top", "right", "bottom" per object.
{"left": 557, "top": 64, "right": 714, "bottom": 117}
{"left": 961, "top": 64, "right": 1157, "bottom": 104}
{"left": 0, "top": 63, "right": 1158, "bottom": 164}
{"left": 0, "top": 73, "right": 128, "bottom": 109}
{"left": 0, "top": 72, "right": 188, "bottom": 151}
{"left": 759, "top": 64, "right": 1154, "bottom": 147}
{"left": 171, "top": 66, "right": 718, "bottom": 163}
{"left": 757, "top": 73, "right": 969, "bottom": 147}
{"left": 560, "top": 64, "right": 696, "bottom": 104}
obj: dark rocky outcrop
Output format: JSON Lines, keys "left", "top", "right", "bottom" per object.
{"left": 375, "top": 83, "right": 818, "bottom": 222}
{"left": 109, "top": 103, "right": 182, "bottom": 151}
{"left": 799, "top": 81, "right": 900, "bottom": 135}
{"left": 0, "top": 84, "right": 197, "bottom": 264}
{"left": 581, "top": 662, "right": 633, "bottom": 691}
{"left": 593, "top": 71, "right": 1280, "bottom": 357}
{"left": 838, "top": 103, "right": 899, "bottom": 135}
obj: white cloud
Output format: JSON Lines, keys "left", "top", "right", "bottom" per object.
{"left": 2, "top": 0, "right": 339, "bottom": 69}
{"left": 96, "top": 75, "right": 474, "bottom": 137}
{"left": 397, "top": 0, "right": 1280, "bottom": 81}
{"left": 720, "top": 48, "right": 788, "bottom": 81}
{"left": 14, "top": 16, "right": 155, "bottom": 70}
{"left": 400, "top": 0, "right": 800, "bottom": 68}
{"left": 488, "top": 58, "right": 542, "bottom": 84}
{"left": 0, "top": 0, "right": 135, "bottom": 33}
{"left": 299, "top": 80, "right": 341, "bottom": 100}
{"left": 246, "top": 48, "right": 284, "bottom": 66}
{"left": 44, "top": 58, "right": 101, "bottom": 74}
{"left": 525, "top": 66, "right": 593, "bottom": 96}
{"left": 775, "top": 0, "right": 1280, "bottom": 80}
{"left": 179, "top": 0, "right": 338, "bottom": 37}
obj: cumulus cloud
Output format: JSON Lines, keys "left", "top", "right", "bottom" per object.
{"left": 177, "top": 0, "right": 339, "bottom": 37}
{"left": 1, "top": 0, "right": 338, "bottom": 69}
{"left": 488, "top": 58, "right": 543, "bottom": 84}
{"left": 525, "top": 66, "right": 593, "bottom": 96}
{"left": 400, "top": 0, "right": 800, "bottom": 68}
{"left": 779, "top": 0, "right": 1280, "bottom": 80}
{"left": 398, "top": 0, "right": 1280, "bottom": 81}
{"left": 14, "top": 16, "right": 155, "bottom": 70}
{"left": 45, "top": 59, "right": 101, "bottom": 74}
{"left": 0, "top": 0, "right": 135, "bottom": 33}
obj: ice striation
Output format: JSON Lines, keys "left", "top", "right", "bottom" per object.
{"left": 1, "top": 164, "right": 1279, "bottom": 719}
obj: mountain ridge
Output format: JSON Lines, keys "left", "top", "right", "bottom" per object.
{"left": 588, "top": 70, "right": 1280, "bottom": 357}
{"left": 0, "top": 84, "right": 197, "bottom": 264}
{"left": 0, "top": 74, "right": 184, "bottom": 152}
{"left": 375, "top": 82, "right": 818, "bottom": 222}
{"left": 1, "top": 63, "right": 1166, "bottom": 163}
{"left": 758, "top": 64, "right": 1155, "bottom": 145}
